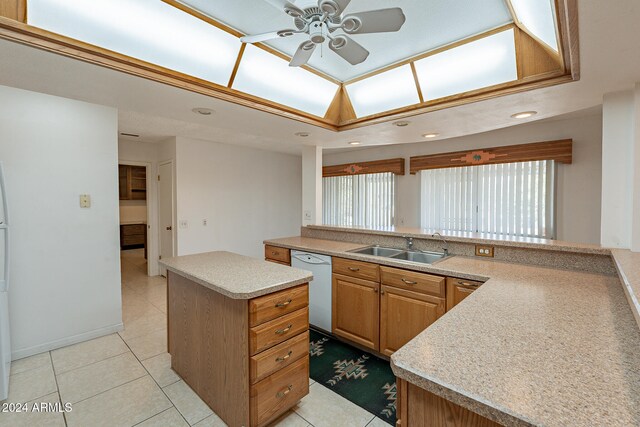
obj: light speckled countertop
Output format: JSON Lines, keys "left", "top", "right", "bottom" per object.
{"left": 159, "top": 251, "right": 313, "bottom": 299}
{"left": 265, "top": 236, "right": 640, "bottom": 427}
{"left": 612, "top": 249, "right": 640, "bottom": 328}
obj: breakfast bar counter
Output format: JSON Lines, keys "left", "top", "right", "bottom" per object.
{"left": 160, "top": 251, "right": 313, "bottom": 427}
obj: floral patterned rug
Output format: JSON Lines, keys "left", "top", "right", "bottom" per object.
{"left": 309, "top": 329, "right": 396, "bottom": 425}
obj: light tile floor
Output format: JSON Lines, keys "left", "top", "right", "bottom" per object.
{"left": 1, "top": 249, "right": 387, "bottom": 427}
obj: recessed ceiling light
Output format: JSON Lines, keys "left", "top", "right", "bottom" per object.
{"left": 511, "top": 111, "right": 537, "bottom": 119}
{"left": 393, "top": 121, "right": 411, "bottom": 127}
{"left": 422, "top": 133, "right": 439, "bottom": 139}
{"left": 120, "top": 132, "right": 140, "bottom": 138}
{"left": 295, "top": 132, "right": 310, "bottom": 137}
{"left": 192, "top": 107, "right": 215, "bottom": 116}
{"left": 348, "top": 141, "right": 361, "bottom": 146}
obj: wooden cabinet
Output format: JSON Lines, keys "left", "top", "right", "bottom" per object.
{"left": 120, "top": 224, "right": 146, "bottom": 257}
{"left": 446, "top": 278, "right": 483, "bottom": 311}
{"left": 118, "top": 164, "right": 146, "bottom": 200}
{"left": 397, "top": 378, "right": 502, "bottom": 427}
{"left": 332, "top": 273, "right": 380, "bottom": 350}
{"left": 264, "top": 245, "right": 291, "bottom": 266}
{"left": 168, "top": 273, "right": 309, "bottom": 427}
{"left": 379, "top": 285, "right": 445, "bottom": 356}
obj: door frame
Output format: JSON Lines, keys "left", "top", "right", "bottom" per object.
{"left": 158, "top": 160, "right": 176, "bottom": 276}
{"left": 119, "top": 159, "right": 158, "bottom": 277}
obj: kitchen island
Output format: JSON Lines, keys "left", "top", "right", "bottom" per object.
{"left": 160, "top": 251, "right": 313, "bottom": 427}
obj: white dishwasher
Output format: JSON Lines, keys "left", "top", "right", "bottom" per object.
{"left": 291, "top": 251, "right": 332, "bottom": 333}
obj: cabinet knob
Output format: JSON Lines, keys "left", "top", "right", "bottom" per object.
{"left": 380, "top": 289, "right": 385, "bottom": 295}
{"left": 166, "top": 226, "right": 172, "bottom": 231}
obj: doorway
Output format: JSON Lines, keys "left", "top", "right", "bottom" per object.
{"left": 158, "top": 160, "right": 175, "bottom": 276}
{"left": 118, "top": 160, "right": 156, "bottom": 277}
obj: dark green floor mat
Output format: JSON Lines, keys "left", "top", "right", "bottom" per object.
{"left": 309, "top": 329, "right": 396, "bottom": 425}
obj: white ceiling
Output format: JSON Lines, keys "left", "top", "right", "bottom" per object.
{"left": 181, "top": 0, "right": 512, "bottom": 81}
{"left": 0, "top": 0, "right": 638, "bottom": 156}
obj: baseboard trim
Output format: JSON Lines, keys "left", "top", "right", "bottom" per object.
{"left": 11, "top": 323, "right": 124, "bottom": 361}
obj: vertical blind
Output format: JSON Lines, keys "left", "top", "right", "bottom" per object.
{"left": 420, "top": 161, "right": 555, "bottom": 238}
{"left": 323, "top": 172, "right": 395, "bottom": 228}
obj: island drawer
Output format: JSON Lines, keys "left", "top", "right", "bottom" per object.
{"left": 333, "top": 257, "right": 380, "bottom": 282}
{"left": 265, "top": 245, "right": 291, "bottom": 265}
{"left": 250, "top": 331, "right": 309, "bottom": 384}
{"left": 249, "top": 284, "right": 309, "bottom": 327}
{"left": 250, "top": 356, "right": 309, "bottom": 427}
{"left": 250, "top": 307, "right": 309, "bottom": 355}
{"left": 380, "top": 266, "right": 445, "bottom": 297}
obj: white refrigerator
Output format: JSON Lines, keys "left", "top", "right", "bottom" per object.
{"left": 0, "top": 162, "right": 10, "bottom": 400}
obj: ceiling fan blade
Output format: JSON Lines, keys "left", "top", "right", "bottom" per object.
{"left": 289, "top": 41, "right": 317, "bottom": 67}
{"left": 264, "top": 0, "right": 305, "bottom": 17}
{"left": 329, "top": 35, "right": 369, "bottom": 65}
{"left": 240, "top": 29, "right": 296, "bottom": 44}
{"left": 319, "top": 0, "right": 352, "bottom": 17}
{"left": 341, "top": 8, "right": 406, "bottom": 34}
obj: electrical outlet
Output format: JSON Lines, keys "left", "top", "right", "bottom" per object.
{"left": 179, "top": 220, "right": 188, "bottom": 229}
{"left": 79, "top": 194, "right": 91, "bottom": 208}
{"left": 475, "top": 245, "right": 494, "bottom": 257}
{"left": 304, "top": 210, "right": 312, "bottom": 221}
{"left": 202, "top": 219, "right": 207, "bottom": 226}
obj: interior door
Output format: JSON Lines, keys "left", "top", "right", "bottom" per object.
{"left": 158, "top": 161, "right": 174, "bottom": 276}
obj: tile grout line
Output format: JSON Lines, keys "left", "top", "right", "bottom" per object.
{"left": 119, "top": 326, "right": 191, "bottom": 427}
{"left": 53, "top": 346, "right": 131, "bottom": 377}
{"left": 48, "top": 351, "right": 69, "bottom": 427}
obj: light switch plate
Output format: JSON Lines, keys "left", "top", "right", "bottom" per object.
{"left": 475, "top": 245, "right": 494, "bottom": 257}
{"left": 79, "top": 194, "right": 91, "bottom": 208}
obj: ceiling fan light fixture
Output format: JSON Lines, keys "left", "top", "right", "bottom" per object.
{"left": 341, "top": 16, "right": 362, "bottom": 34}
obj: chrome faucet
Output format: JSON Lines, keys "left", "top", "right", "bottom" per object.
{"left": 404, "top": 236, "right": 414, "bottom": 250}
{"left": 432, "top": 232, "right": 449, "bottom": 256}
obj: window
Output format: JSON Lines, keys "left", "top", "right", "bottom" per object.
{"left": 420, "top": 161, "right": 555, "bottom": 238}
{"left": 323, "top": 173, "right": 395, "bottom": 228}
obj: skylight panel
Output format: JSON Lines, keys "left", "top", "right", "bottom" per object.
{"left": 231, "top": 45, "right": 339, "bottom": 118}
{"left": 346, "top": 65, "right": 420, "bottom": 118}
{"left": 414, "top": 29, "right": 518, "bottom": 101}
{"left": 28, "top": 0, "right": 242, "bottom": 86}
{"left": 510, "top": 0, "right": 559, "bottom": 51}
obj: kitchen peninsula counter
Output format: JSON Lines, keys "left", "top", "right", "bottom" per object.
{"left": 160, "top": 251, "right": 313, "bottom": 427}
{"left": 264, "top": 236, "right": 640, "bottom": 427}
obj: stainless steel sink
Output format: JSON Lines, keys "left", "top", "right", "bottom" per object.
{"left": 349, "top": 246, "right": 404, "bottom": 257}
{"left": 348, "top": 246, "right": 449, "bottom": 265}
{"left": 390, "top": 250, "right": 448, "bottom": 264}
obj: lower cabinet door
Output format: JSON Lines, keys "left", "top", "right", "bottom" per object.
{"left": 332, "top": 274, "right": 380, "bottom": 351}
{"left": 380, "top": 285, "right": 445, "bottom": 356}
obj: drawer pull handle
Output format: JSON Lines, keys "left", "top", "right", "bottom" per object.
{"left": 457, "top": 280, "right": 480, "bottom": 288}
{"left": 276, "top": 351, "right": 293, "bottom": 362}
{"left": 348, "top": 267, "right": 360, "bottom": 272}
{"left": 401, "top": 278, "right": 417, "bottom": 285}
{"left": 275, "top": 324, "right": 293, "bottom": 335}
{"left": 276, "top": 385, "right": 293, "bottom": 399}
{"left": 275, "top": 299, "right": 292, "bottom": 308}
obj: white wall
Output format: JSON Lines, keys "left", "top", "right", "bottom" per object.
{"left": 324, "top": 112, "right": 603, "bottom": 244}
{"left": 0, "top": 85, "right": 122, "bottom": 359}
{"left": 174, "top": 137, "right": 302, "bottom": 258}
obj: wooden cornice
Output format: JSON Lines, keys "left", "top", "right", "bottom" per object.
{"left": 323, "top": 158, "right": 405, "bottom": 178}
{"left": 409, "top": 139, "right": 572, "bottom": 174}
{"left": 0, "top": 0, "right": 579, "bottom": 131}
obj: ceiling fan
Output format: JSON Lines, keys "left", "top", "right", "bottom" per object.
{"left": 240, "top": 0, "right": 406, "bottom": 67}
